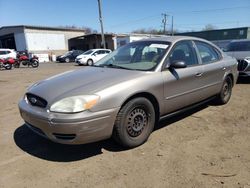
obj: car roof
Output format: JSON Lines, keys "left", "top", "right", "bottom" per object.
{"left": 91, "top": 48, "right": 111, "bottom": 51}
{"left": 230, "top": 39, "right": 250, "bottom": 43}
{"left": 0, "top": 48, "right": 14, "bottom": 51}
{"left": 138, "top": 36, "right": 221, "bottom": 51}
{"left": 139, "top": 36, "right": 210, "bottom": 43}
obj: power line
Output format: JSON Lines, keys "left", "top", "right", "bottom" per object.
{"left": 108, "top": 15, "right": 160, "bottom": 28}
{"left": 189, "top": 5, "right": 250, "bottom": 13}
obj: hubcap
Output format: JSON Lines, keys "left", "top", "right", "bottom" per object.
{"left": 223, "top": 82, "right": 229, "bottom": 97}
{"left": 127, "top": 108, "right": 148, "bottom": 137}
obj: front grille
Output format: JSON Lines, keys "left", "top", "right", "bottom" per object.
{"left": 237, "top": 59, "right": 248, "bottom": 71}
{"left": 53, "top": 133, "right": 76, "bottom": 140}
{"left": 26, "top": 93, "right": 47, "bottom": 108}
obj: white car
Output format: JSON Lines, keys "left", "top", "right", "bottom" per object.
{"left": 0, "top": 49, "right": 17, "bottom": 59}
{"left": 75, "top": 49, "right": 112, "bottom": 65}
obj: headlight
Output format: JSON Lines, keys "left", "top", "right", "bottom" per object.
{"left": 50, "top": 95, "right": 100, "bottom": 113}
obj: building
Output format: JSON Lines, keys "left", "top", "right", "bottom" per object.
{"left": 69, "top": 33, "right": 116, "bottom": 51}
{"left": 116, "top": 33, "right": 164, "bottom": 48}
{"left": 177, "top": 27, "right": 250, "bottom": 48}
{"left": 0, "top": 25, "right": 85, "bottom": 57}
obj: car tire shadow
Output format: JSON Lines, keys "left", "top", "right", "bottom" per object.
{"left": 13, "top": 124, "right": 123, "bottom": 162}
{"left": 14, "top": 101, "right": 211, "bottom": 162}
{"left": 237, "top": 77, "right": 250, "bottom": 84}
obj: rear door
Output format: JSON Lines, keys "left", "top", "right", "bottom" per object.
{"left": 193, "top": 40, "right": 225, "bottom": 96}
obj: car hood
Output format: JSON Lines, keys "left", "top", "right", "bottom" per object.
{"left": 76, "top": 54, "right": 88, "bottom": 59}
{"left": 28, "top": 67, "right": 144, "bottom": 104}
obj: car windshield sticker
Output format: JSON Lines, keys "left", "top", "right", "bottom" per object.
{"left": 149, "top": 44, "right": 169, "bottom": 49}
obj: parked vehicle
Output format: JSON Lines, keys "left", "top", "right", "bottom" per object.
{"left": 19, "top": 36, "right": 238, "bottom": 148}
{"left": 0, "top": 57, "right": 15, "bottom": 70}
{"left": 56, "top": 50, "right": 84, "bottom": 63}
{"left": 14, "top": 52, "right": 39, "bottom": 68}
{"left": 224, "top": 39, "right": 250, "bottom": 77}
{"left": 75, "top": 49, "right": 112, "bottom": 65}
{"left": 0, "top": 49, "right": 17, "bottom": 59}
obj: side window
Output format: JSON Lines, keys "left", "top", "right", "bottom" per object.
{"left": 169, "top": 41, "right": 198, "bottom": 66}
{"left": 6, "top": 51, "right": 11, "bottom": 54}
{"left": 0, "top": 51, "right": 6, "bottom": 55}
{"left": 195, "top": 41, "right": 220, "bottom": 64}
{"left": 97, "top": 50, "right": 103, "bottom": 55}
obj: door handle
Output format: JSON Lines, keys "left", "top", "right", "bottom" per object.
{"left": 195, "top": 72, "right": 203, "bottom": 77}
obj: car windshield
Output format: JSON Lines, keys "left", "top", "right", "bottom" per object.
{"left": 63, "top": 51, "right": 73, "bottom": 56}
{"left": 95, "top": 41, "right": 170, "bottom": 71}
{"left": 82, "top": 50, "right": 94, "bottom": 55}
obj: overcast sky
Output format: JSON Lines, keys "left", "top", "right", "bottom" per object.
{"left": 0, "top": 0, "right": 249, "bottom": 33}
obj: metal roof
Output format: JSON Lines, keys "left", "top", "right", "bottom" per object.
{"left": 0, "top": 25, "right": 86, "bottom": 32}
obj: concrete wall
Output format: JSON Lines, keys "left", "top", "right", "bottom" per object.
{"left": 24, "top": 28, "right": 85, "bottom": 55}
{"left": 25, "top": 33, "right": 66, "bottom": 51}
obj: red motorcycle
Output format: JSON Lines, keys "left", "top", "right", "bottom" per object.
{"left": 0, "top": 58, "right": 15, "bottom": 70}
{"left": 14, "top": 53, "right": 39, "bottom": 68}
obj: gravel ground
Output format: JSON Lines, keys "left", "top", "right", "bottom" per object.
{"left": 0, "top": 62, "right": 249, "bottom": 188}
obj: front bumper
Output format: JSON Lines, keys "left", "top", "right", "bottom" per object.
{"left": 18, "top": 99, "right": 119, "bottom": 145}
{"left": 75, "top": 59, "right": 87, "bottom": 65}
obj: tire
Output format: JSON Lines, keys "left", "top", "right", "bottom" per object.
{"left": 31, "top": 60, "right": 39, "bottom": 68}
{"left": 22, "top": 61, "right": 27, "bottom": 66}
{"left": 14, "top": 62, "right": 20, "bottom": 68}
{"left": 87, "top": 59, "right": 93, "bottom": 66}
{"left": 65, "top": 58, "right": 70, "bottom": 63}
{"left": 5, "top": 63, "right": 12, "bottom": 70}
{"left": 216, "top": 76, "right": 233, "bottom": 104}
{"left": 112, "top": 97, "right": 155, "bottom": 148}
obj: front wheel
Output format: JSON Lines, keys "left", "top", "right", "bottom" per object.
{"left": 31, "top": 60, "right": 39, "bottom": 68}
{"left": 216, "top": 76, "right": 233, "bottom": 104}
{"left": 87, "top": 59, "right": 93, "bottom": 66}
{"left": 112, "top": 97, "right": 155, "bottom": 148}
{"left": 65, "top": 58, "right": 70, "bottom": 63}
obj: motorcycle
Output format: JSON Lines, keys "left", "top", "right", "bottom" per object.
{"left": 0, "top": 58, "right": 15, "bottom": 70}
{"left": 14, "top": 53, "right": 39, "bottom": 68}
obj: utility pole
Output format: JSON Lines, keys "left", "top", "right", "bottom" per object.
{"left": 97, "top": 0, "right": 106, "bottom": 49}
{"left": 162, "top": 13, "right": 167, "bottom": 35}
{"left": 171, "top": 15, "right": 174, "bottom": 36}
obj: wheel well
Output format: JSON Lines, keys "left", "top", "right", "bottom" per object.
{"left": 121, "top": 92, "right": 160, "bottom": 122}
{"left": 227, "top": 73, "right": 234, "bottom": 86}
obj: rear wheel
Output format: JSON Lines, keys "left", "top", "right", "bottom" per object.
{"left": 112, "top": 97, "right": 155, "bottom": 148}
{"left": 14, "top": 62, "right": 20, "bottom": 68}
{"left": 216, "top": 76, "right": 233, "bottom": 104}
{"left": 31, "top": 60, "right": 39, "bottom": 68}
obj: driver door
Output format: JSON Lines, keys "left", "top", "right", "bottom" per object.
{"left": 162, "top": 40, "right": 204, "bottom": 114}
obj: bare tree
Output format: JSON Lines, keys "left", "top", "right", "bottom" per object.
{"left": 202, "top": 24, "right": 217, "bottom": 31}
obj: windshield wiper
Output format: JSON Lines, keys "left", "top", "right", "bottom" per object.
{"left": 103, "top": 64, "right": 131, "bottom": 70}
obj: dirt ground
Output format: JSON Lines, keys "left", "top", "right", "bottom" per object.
{"left": 0, "top": 62, "right": 249, "bottom": 188}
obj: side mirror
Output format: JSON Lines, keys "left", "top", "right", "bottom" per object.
{"left": 170, "top": 61, "right": 187, "bottom": 69}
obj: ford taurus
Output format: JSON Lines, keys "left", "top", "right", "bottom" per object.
{"left": 19, "top": 36, "right": 238, "bottom": 148}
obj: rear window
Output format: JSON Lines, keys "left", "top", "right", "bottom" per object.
{"left": 225, "top": 41, "right": 250, "bottom": 52}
